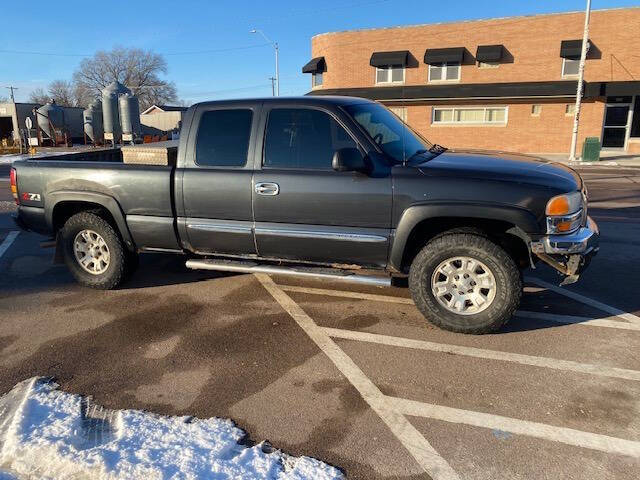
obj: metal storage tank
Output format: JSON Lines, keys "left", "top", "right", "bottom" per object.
{"left": 36, "top": 101, "right": 65, "bottom": 140}
{"left": 118, "top": 93, "right": 141, "bottom": 142}
{"left": 101, "top": 81, "right": 130, "bottom": 144}
{"left": 83, "top": 100, "right": 103, "bottom": 143}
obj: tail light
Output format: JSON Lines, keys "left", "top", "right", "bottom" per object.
{"left": 10, "top": 168, "right": 18, "bottom": 204}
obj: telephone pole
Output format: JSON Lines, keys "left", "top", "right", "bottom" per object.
{"left": 268, "top": 77, "right": 276, "bottom": 96}
{"left": 568, "top": 0, "right": 592, "bottom": 162}
{"left": 2, "top": 85, "right": 19, "bottom": 102}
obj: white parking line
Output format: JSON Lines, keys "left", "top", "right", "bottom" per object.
{"left": 390, "top": 396, "right": 640, "bottom": 458}
{"left": 322, "top": 327, "right": 640, "bottom": 381}
{"left": 279, "top": 284, "right": 638, "bottom": 331}
{"left": 256, "top": 274, "right": 460, "bottom": 480}
{"left": 0, "top": 231, "right": 19, "bottom": 261}
{"left": 516, "top": 311, "right": 640, "bottom": 331}
{"left": 278, "top": 285, "right": 414, "bottom": 304}
{"left": 527, "top": 277, "right": 640, "bottom": 325}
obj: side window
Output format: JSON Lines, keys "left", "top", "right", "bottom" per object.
{"left": 195, "top": 109, "right": 253, "bottom": 167}
{"left": 264, "top": 108, "right": 357, "bottom": 169}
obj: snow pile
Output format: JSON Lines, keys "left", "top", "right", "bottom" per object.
{"left": 0, "top": 378, "right": 343, "bottom": 480}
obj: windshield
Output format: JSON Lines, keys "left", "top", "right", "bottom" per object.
{"left": 345, "top": 103, "right": 433, "bottom": 164}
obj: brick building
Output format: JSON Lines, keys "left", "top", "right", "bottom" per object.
{"left": 303, "top": 7, "right": 640, "bottom": 155}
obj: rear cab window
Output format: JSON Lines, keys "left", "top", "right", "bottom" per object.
{"left": 195, "top": 109, "right": 253, "bottom": 167}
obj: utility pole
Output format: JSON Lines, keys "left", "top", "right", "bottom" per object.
{"left": 268, "top": 77, "right": 276, "bottom": 97}
{"left": 568, "top": 0, "right": 592, "bottom": 162}
{"left": 250, "top": 29, "right": 280, "bottom": 96}
{"left": 2, "top": 85, "right": 19, "bottom": 102}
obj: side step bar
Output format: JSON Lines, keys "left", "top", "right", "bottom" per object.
{"left": 185, "top": 258, "right": 391, "bottom": 287}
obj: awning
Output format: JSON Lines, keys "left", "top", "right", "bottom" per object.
{"left": 424, "top": 47, "right": 465, "bottom": 64}
{"left": 560, "top": 40, "right": 587, "bottom": 58}
{"left": 369, "top": 51, "right": 410, "bottom": 67}
{"left": 476, "top": 45, "right": 504, "bottom": 62}
{"left": 302, "top": 57, "right": 326, "bottom": 74}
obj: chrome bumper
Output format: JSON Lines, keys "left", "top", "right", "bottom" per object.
{"left": 541, "top": 217, "right": 599, "bottom": 255}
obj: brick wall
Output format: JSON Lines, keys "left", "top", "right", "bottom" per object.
{"left": 311, "top": 8, "right": 640, "bottom": 89}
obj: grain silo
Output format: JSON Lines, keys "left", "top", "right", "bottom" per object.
{"left": 101, "top": 81, "right": 130, "bottom": 144}
{"left": 83, "top": 100, "right": 104, "bottom": 144}
{"left": 36, "top": 101, "right": 65, "bottom": 144}
{"left": 118, "top": 93, "right": 141, "bottom": 143}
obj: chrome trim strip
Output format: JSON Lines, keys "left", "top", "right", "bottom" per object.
{"left": 255, "top": 228, "right": 388, "bottom": 243}
{"left": 141, "top": 247, "right": 184, "bottom": 254}
{"left": 187, "top": 223, "right": 253, "bottom": 234}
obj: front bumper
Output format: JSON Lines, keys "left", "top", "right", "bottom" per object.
{"left": 531, "top": 216, "right": 599, "bottom": 284}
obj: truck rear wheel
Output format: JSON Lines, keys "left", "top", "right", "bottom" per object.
{"left": 409, "top": 233, "right": 521, "bottom": 334}
{"left": 60, "top": 212, "right": 127, "bottom": 290}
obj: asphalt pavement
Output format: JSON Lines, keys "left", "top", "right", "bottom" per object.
{"left": 0, "top": 165, "right": 639, "bottom": 479}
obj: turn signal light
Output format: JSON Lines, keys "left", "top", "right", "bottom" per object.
{"left": 545, "top": 191, "right": 582, "bottom": 216}
{"left": 9, "top": 168, "right": 18, "bottom": 205}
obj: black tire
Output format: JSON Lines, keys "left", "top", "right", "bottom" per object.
{"left": 60, "top": 211, "right": 127, "bottom": 290}
{"left": 409, "top": 233, "right": 521, "bottom": 334}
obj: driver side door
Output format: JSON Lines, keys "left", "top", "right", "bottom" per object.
{"left": 252, "top": 106, "right": 392, "bottom": 267}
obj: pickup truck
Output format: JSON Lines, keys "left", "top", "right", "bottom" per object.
{"left": 10, "top": 96, "right": 599, "bottom": 334}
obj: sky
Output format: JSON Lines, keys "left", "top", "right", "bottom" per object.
{"left": 1, "top": 0, "right": 638, "bottom": 104}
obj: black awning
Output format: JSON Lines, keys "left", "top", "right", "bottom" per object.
{"left": 560, "top": 40, "right": 586, "bottom": 58}
{"left": 302, "top": 57, "right": 326, "bottom": 74}
{"left": 369, "top": 51, "right": 410, "bottom": 67}
{"left": 476, "top": 45, "right": 504, "bottom": 62}
{"left": 603, "top": 81, "right": 640, "bottom": 96}
{"left": 424, "top": 47, "right": 465, "bottom": 64}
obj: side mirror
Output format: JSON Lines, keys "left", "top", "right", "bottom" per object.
{"left": 332, "top": 147, "right": 368, "bottom": 173}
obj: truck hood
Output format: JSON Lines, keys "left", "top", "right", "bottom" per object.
{"left": 418, "top": 150, "right": 582, "bottom": 192}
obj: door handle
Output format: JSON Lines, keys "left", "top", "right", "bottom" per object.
{"left": 255, "top": 182, "right": 280, "bottom": 196}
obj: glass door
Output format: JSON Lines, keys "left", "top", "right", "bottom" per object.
{"left": 602, "top": 102, "right": 631, "bottom": 149}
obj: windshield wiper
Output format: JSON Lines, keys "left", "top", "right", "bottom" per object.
{"left": 429, "top": 144, "right": 447, "bottom": 154}
{"left": 403, "top": 149, "right": 428, "bottom": 165}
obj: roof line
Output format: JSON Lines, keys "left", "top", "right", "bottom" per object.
{"left": 311, "top": 6, "right": 640, "bottom": 39}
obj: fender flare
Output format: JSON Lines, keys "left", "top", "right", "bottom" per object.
{"left": 46, "top": 190, "right": 136, "bottom": 251}
{"left": 389, "top": 203, "right": 540, "bottom": 271}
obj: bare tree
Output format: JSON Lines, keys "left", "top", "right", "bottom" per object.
{"left": 29, "top": 87, "right": 50, "bottom": 105}
{"left": 0, "top": 96, "right": 8, "bottom": 103}
{"left": 47, "top": 80, "right": 77, "bottom": 107}
{"left": 72, "top": 46, "right": 177, "bottom": 110}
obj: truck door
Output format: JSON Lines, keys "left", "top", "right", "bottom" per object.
{"left": 252, "top": 105, "right": 392, "bottom": 266}
{"left": 179, "top": 103, "right": 259, "bottom": 255}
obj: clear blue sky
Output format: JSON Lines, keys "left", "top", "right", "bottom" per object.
{"left": 1, "top": 0, "right": 638, "bottom": 104}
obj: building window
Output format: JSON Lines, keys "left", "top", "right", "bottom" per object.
{"left": 312, "top": 72, "right": 323, "bottom": 87}
{"left": 375, "top": 65, "right": 405, "bottom": 84}
{"left": 478, "top": 61, "right": 499, "bottom": 69}
{"left": 428, "top": 63, "right": 460, "bottom": 82}
{"left": 531, "top": 105, "right": 542, "bottom": 116}
{"left": 562, "top": 58, "right": 580, "bottom": 77}
{"left": 389, "top": 106, "right": 407, "bottom": 122}
{"left": 432, "top": 106, "right": 508, "bottom": 125}
{"left": 565, "top": 104, "right": 576, "bottom": 116}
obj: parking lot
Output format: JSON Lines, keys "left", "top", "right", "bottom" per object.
{"left": 1, "top": 164, "right": 639, "bottom": 479}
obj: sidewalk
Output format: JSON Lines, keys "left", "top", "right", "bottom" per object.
{"left": 537, "top": 152, "right": 640, "bottom": 168}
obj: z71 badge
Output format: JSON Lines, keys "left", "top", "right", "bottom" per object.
{"left": 22, "top": 192, "right": 41, "bottom": 202}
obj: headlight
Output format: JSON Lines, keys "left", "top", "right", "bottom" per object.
{"left": 546, "top": 191, "right": 584, "bottom": 234}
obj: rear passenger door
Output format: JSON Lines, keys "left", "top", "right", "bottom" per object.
{"left": 179, "top": 103, "right": 258, "bottom": 255}
{"left": 252, "top": 105, "right": 392, "bottom": 266}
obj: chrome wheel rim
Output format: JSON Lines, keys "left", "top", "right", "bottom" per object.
{"left": 431, "top": 256, "right": 496, "bottom": 315}
{"left": 73, "top": 229, "right": 110, "bottom": 275}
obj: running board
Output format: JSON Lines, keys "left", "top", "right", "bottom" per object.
{"left": 185, "top": 259, "right": 391, "bottom": 287}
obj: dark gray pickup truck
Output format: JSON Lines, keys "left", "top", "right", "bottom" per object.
{"left": 10, "top": 96, "right": 599, "bottom": 334}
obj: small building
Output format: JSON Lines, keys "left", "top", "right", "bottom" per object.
{"left": 139, "top": 104, "right": 187, "bottom": 134}
{"left": 304, "top": 7, "right": 640, "bottom": 155}
{"left": 0, "top": 102, "right": 84, "bottom": 143}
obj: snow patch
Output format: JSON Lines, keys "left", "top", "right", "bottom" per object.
{"left": 0, "top": 378, "right": 344, "bottom": 479}
{"left": 0, "top": 151, "right": 78, "bottom": 164}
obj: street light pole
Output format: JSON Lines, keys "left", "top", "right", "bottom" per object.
{"left": 251, "top": 29, "right": 279, "bottom": 96}
{"left": 568, "top": 0, "right": 592, "bottom": 162}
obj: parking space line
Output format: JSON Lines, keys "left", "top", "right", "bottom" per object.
{"left": 322, "top": 327, "right": 640, "bottom": 381}
{"left": 0, "top": 231, "right": 19, "bottom": 261}
{"left": 516, "top": 311, "right": 640, "bottom": 331}
{"left": 278, "top": 285, "right": 413, "bottom": 304}
{"left": 527, "top": 277, "right": 640, "bottom": 325}
{"left": 390, "top": 396, "right": 640, "bottom": 458}
{"left": 278, "top": 284, "right": 639, "bottom": 331}
{"left": 256, "top": 274, "right": 460, "bottom": 480}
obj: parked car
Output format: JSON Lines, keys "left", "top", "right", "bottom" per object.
{"left": 10, "top": 96, "right": 599, "bottom": 334}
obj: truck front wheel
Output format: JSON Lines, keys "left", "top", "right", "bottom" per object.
{"left": 60, "top": 212, "right": 127, "bottom": 290}
{"left": 409, "top": 233, "right": 521, "bottom": 334}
